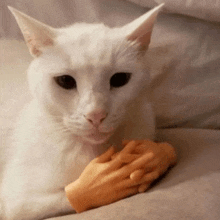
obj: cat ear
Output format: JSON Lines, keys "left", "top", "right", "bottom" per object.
{"left": 8, "top": 6, "right": 56, "bottom": 57}
{"left": 125, "top": 4, "right": 164, "bottom": 51}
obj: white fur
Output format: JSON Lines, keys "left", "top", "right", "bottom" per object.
{"left": 1, "top": 5, "right": 164, "bottom": 220}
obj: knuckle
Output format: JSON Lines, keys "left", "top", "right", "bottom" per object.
{"left": 118, "top": 154, "right": 127, "bottom": 163}
{"left": 153, "top": 158, "right": 159, "bottom": 165}
{"left": 149, "top": 152, "right": 156, "bottom": 160}
{"left": 153, "top": 171, "right": 160, "bottom": 179}
{"left": 117, "top": 154, "right": 123, "bottom": 161}
{"left": 138, "top": 184, "right": 147, "bottom": 193}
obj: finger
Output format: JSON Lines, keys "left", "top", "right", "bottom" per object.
{"left": 109, "top": 152, "right": 140, "bottom": 171}
{"left": 130, "top": 169, "right": 145, "bottom": 181}
{"left": 129, "top": 152, "right": 154, "bottom": 171}
{"left": 111, "top": 152, "right": 140, "bottom": 163}
{"left": 145, "top": 158, "right": 171, "bottom": 174}
{"left": 143, "top": 159, "right": 158, "bottom": 173}
{"left": 121, "top": 140, "right": 138, "bottom": 154}
{"left": 138, "top": 183, "right": 150, "bottom": 193}
{"left": 130, "top": 159, "right": 160, "bottom": 182}
{"left": 122, "top": 140, "right": 130, "bottom": 146}
{"left": 122, "top": 139, "right": 155, "bottom": 147}
{"left": 96, "top": 146, "right": 115, "bottom": 163}
{"left": 134, "top": 144, "right": 147, "bottom": 154}
{"left": 134, "top": 140, "right": 156, "bottom": 153}
{"left": 159, "top": 142, "right": 177, "bottom": 166}
{"left": 139, "top": 170, "right": 160, "bottom": 184}
{"left": 116, "top": 173, "right": 144, "bottom": 189}
{"left": 118, "top": 153, "right": 140, "bottom": 164}
{"left": 111, "top": 152, "right": 119, "bottom": 160}
{"left": 121, "top": 170, "right": 160, "bottom": 189}
{"left": 122, "top": 139, "right": 146, "bottom": 147}
{"left": 110, "top": 141, "right": 139, "bottom": 168}
{"left": 117, "top": 152, "right": 154, "bottom": 179}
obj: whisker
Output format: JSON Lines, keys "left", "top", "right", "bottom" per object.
{"left": 53, "top": 127, "right": 72, "bottom": 135}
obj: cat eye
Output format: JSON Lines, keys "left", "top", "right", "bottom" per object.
{"left": 110, "top": 72, "right": 131, "bottom": 88}
{"left": 54, "top": 75, "right": 77, "bottom": 90}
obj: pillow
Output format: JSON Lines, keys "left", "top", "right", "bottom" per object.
{"left": 128, "top": 0, "right": 220, "bottom": 22}
{"left": 0, "top": 39, "right": 32, "bottom": 181}
{"left": 146, "top": 12, "right": 220, "bottom": 129}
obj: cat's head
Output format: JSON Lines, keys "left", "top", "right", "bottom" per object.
{"left": 9, "top": 5, "right": 163, "bottom": 144}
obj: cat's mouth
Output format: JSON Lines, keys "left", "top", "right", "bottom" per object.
{"left": 84, "top": 129, "right": 114, "bottom": 144}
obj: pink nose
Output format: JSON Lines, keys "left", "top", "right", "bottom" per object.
{"left": 84, "top": 109, "right": 108, "bottom": 126}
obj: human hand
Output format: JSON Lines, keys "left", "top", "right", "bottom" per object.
{"left": 113, "top": 140, "right": 177, "bottom": 193}
{"left": 65, "top": 142, "right": 154, "bottom": 213}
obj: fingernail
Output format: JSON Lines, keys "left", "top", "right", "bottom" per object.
{"left": 138, "top": 184, "right": 150, "bottom": 193}
{"left": 122, "top": 140, "right": 129, "bottom": 145}
{"left": 145, "top": 152, "right": 154, "bottom": 159}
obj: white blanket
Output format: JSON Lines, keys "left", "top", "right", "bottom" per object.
{"left": 1, "top": 0, "right": 220, "bottom": 219}
{"left": 48, "top": 128, "right": 220, "bottom": 220}
{"left": 128, "top": 0, "right": 220, "bottom": 22}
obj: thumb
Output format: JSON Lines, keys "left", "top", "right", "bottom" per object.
{"left": 96, "top": 146, "right": 115, "bottom": 163}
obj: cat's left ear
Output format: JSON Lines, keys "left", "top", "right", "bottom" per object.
{"left": 125, "top": 4, "right": 164, "bottom": 51}
{"left": 8, "top": 6, "right": 56, "bottom": 57}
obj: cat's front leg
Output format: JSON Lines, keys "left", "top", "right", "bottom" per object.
{"left": 1, "top": 162, "right": 75, "bottom": 220}
{"left": 1, "top": 187, "right": 74, "bottom": 220}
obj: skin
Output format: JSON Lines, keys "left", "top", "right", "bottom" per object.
{"left": 118, "top": 140, "right": 177, "bottom": 192}
{"left": 65, "top": 140, "right": 177, "bottom": 213}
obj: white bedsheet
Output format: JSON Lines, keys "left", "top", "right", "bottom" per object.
{"left": 1, "top": 0, "right": 220, "bottom": 196}
{"left": 49, "top": 128, "right": 220, "bottom": 220}
{"left": 1, "top": 0, "right": 220, "bottom": 219}
{"left": 128, "top": 0, "right": 220, "bottom": 22}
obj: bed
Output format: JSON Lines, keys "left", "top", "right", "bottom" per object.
{"left": 1, "top": 0, "right": 220, "bottom": 219}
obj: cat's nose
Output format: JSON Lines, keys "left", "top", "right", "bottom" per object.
{"left": 84, "top": 109, "right": 108, "bottom": 126}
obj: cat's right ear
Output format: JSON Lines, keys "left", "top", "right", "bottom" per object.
{"left": 8, "top": 6, "right": 56, "bottom": 57}
{"left": 124, "top": 4, "right": 164, "bottom": 51}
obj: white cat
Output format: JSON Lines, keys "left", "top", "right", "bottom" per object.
{"left": 1, "top": 4, "right": 163, "bottom": 220}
